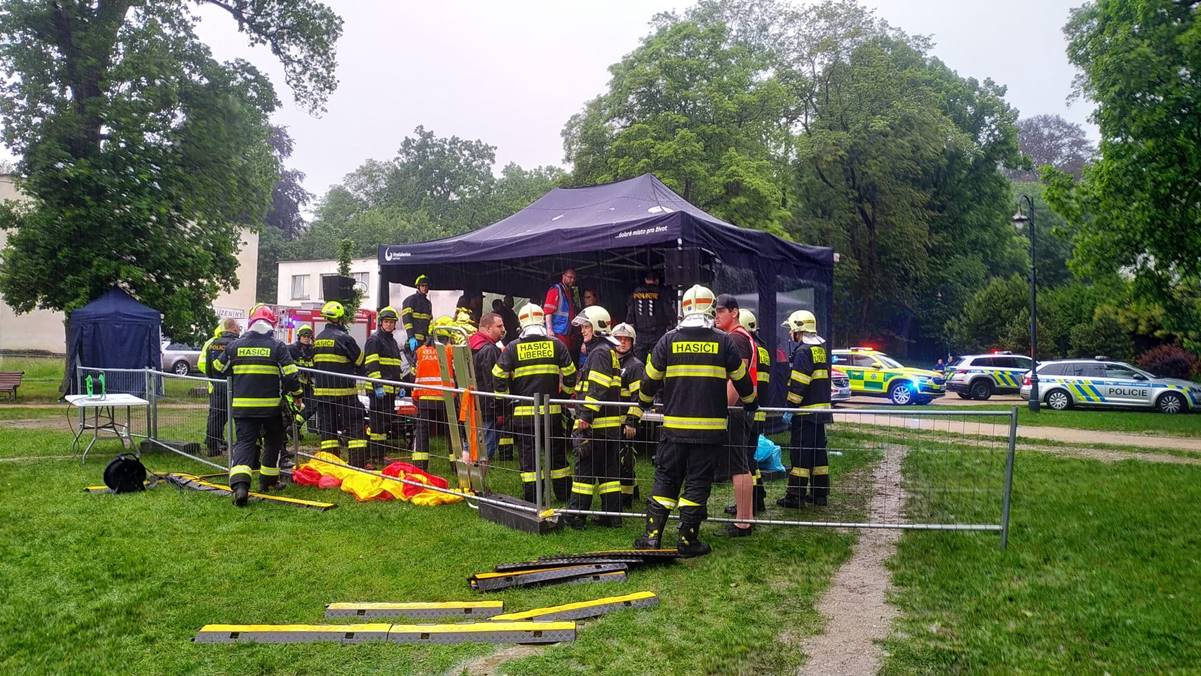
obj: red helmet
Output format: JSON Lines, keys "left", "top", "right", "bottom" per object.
{"left": 249, "top": 305, "right": 277, "bottom": 327}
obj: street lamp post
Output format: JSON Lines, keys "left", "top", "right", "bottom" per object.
{"left": 1013, "top": 195, "right": 1040, "bottom": 412}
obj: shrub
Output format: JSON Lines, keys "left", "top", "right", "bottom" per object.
{"left": 1135, "top": 344, "right": 1200, "bottom": 380}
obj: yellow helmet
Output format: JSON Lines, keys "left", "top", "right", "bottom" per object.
{"left": 782, "top": 309, "right": 817, "bottom": 333}
{"left": 517, "top": 303, "right": 545, "bottom": 328}
{"left": 571, "top": 305, "right": 612, "bottom": 334}
{"left": 296, "top": 323, "right": 313, "bottom": 337}
{"left": 739, "top": 309, "right": 758, "bottom": 332}
{"left": 321, "top": 300, "right": 347, "bottom": 322}
{"left": 681, "top": 284, "right": 716, "bottom": 318}
{"left": 377, "top": 306, "right": 399, "bottom": 322}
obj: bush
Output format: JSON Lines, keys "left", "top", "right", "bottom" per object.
{"left": 1135, "top": 344, "right": 1200, "bottom": 380}
{"left": 1068, "top": 315, "right": 1134, "bottom": 362}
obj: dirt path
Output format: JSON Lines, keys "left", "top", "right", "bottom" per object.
{"left": 798, "top": 444, "right": 907, "bottom": 675}
{"left": 448, "top": 644, "right": 543, "bottom": 675}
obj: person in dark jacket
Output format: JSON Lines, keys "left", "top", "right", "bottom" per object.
{"left": 401, "top": 274, "right": 433, "bottom": 354}
{"left": 779, "top": 310, "right": 832, "bottom": 507}
{"left": 626, "top": 268, "right": 674, "bottom": 364}
{"left": 199, "top": 318, "right": 240, "bottom": 455}
{"left": 211, "top": 306, "right": 302, "bottom": 506}
{"left": 288, "top": 324, "right": 317, "bottom": 435}
{"left": 312, "top": 300, "right": 368, "bottom": 466}
{"left": 612, "top": 322, "right": 645, "bottom": 508}
{"left": 566, "top": 305, "right": 623, "bottom": 528}
{"left": 364, "top": 307, "right": 410, "bottom": 466}
{"left": 492, "top": 296, "right": 520, "bottom": 345}
{"left": 468, "top": 312, "right": 505, "bottom": 460}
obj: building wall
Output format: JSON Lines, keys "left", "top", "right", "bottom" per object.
{"left": 276, "top": 258, "right": 460, "bottom": 328}
{"left": 0, "top": 174, "right": 260, "bottom": 352}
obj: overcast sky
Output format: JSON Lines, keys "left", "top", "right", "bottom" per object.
{"left": 194, "top": 0, "right": 1095, "bottom": 202}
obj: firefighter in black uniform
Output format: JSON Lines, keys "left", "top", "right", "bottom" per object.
{"left": 565, "top": 306, "right": 624, "bottom": 528}
{"left": 633, "top": 285, "right": 757, "bottom": 556}
{"left": 199, "top": 319, "right": 240, "bottom": 455}
{"left": 626, "top": 268, "right": 674, "bottom": 364}
{"left": 289, "top": 323, "right": 319, "bottom": 434}
{"left": 492, "top": 303, "right": 578, "bottom": 503}
{"left": 211, "top": 306, "right": 302, "bottom": 506}
{"left": 312, "top": 300, "right": 369, "bottom": 466}
{"left": 401, "top": 274, "right": 433, "bottom": 354}
{"left": 364, "top": 306, "right": 410, "bottom": 466}
{"left": 612, "top": 322, "right": 644, "bottom": 508}
{"left": 779, "top": 310, "right": 831, "bottom": 507}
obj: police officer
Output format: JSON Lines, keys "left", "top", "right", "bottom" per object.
{"left": 633, "top": 285, "right": 757, "bottom": 556}
{"left": 288, "top": 324, "right": 317, "bottom": 435}
{"left": 611, "top": 322, "right": 644, "bottom": 508}
{"left": 312, "top": 300, "right": 369, "bottom": 467}
{"left": 199, "top": 318, "right": 240, "bottom": 455}
{"left": 779, "top": 310, "right": 831, "bottom": 507}
{"left": 211, "top": 306, "right": 302, "bottom": 506}
{"left": 626, "top": 268, "right": 674, "bottom": 364}
{"left": 492, "top": 304, "right": 578, "bottom": 503}
{"left": 566, "top": 306, "right": 623, "bottom": 528}
{"left": 364, "top": 306, "right": 410, "bottom": 467}
{"left": 401, "top": 274, "right": 433, "bottom": 354}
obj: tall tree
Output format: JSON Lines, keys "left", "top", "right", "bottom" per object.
{"left": 1045, "top": 0, "right": 1201, "bottom": 350}
{"left": 257, "top": 125, "right": 312, "bottom": 302}
{"left": 1005, "top": 114, "right": 1095, "bottom": 181}
{"left": 0, "top": 1, "right": 341, "bottom": 340}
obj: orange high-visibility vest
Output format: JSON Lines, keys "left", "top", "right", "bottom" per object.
{"left": 413, "top": 344, "right": 454, "bottom": 401}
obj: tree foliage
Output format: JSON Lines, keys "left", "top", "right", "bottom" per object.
{"left": 1005, "top": 114, "right": 1095, "bottom": 181}
{"left": 0, "top": 0, "right": 342, "bottom": 341}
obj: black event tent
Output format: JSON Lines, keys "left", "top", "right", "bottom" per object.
{"left": 65, "top": 287, "right": 161, "bottom": 396}
{"left": 378, "top": 174, "right": 833, "bottom": 404}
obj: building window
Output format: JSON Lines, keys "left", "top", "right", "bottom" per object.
{"left": 318, "top": 273, "right": 335, "bottom": 300}
{"left": 353, "top": 271, "right": 370, "bottom": 288}
{"left": 291, "top": 274, "right": 309, "bottom": 300}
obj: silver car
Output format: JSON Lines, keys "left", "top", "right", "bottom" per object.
{"left": 1020, "top": 358, "right": 1201, "bottom": 414}
{"left": 831, "top": 368, "right": 852, "bottom": 403}
{"left": 162, "top": 341, "right": 202, "bottom": 376}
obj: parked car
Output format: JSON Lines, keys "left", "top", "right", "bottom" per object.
{"left": 831, "top": 367, "right": 852, "bottom": 403}
{"left": 831, "top": 347, "right": 946, "bottom": 405}
{"left": 161, "top": 341, "right": 202, "bottom": 376}
{"left": 945, "top": 352, "right": 1034, "bottom": 400}
{"left": 1020, "top": 357, "right": 1201, "bottom": 413}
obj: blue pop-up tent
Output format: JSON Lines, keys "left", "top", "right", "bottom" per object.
{"left": 65, "top": 288, "right": 161, "bottom": 396}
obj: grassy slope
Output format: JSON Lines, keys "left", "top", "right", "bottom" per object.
{"left": 884, "top": 451, "right": 1201, "bottom": 672}
{"left": 963, "top": 404, "right": 1201, "bottom": 437}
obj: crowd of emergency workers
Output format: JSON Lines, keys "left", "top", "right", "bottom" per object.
{"left": 199, "top": 268, "right": 831, "bottom": 556}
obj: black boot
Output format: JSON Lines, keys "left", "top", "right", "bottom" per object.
{"left": 259, "top": 476, "right": 278, "bottom": 493}
{"left": 754, "top": 483, "right": 767, "bottom": 514}
{"left": 232, "top": 482, "right": 250, "bottom": 507}
{"left": 634, "top": 500, "right": 670, "bottom": 549}
{"left": 676, "top": 522, "right": 711, "bottom": 557}
{"left": 593, "top": 491, "right": 623, "bottom": 527}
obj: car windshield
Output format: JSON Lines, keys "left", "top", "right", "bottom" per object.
{"left": 946, "top": 356, "right": 966, "bottom": 368}
{"left": 877, "top": 355, "right": 902, "bottom": 369}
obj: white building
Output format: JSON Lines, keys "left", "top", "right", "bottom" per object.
{"left": 0, "top": 174, "right": 259, "bottom": 352}
{"left": 276, "top": 257, "right": 460, "bottom": 319}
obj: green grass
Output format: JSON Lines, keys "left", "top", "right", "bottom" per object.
{"left": 884, "top": 448, "right": 1201, "bottom": 672}
{"left": 0, "top": 421, "right": 879, "bottom": 675}
{"left": 970, "top": 404, "right": 1201, "bottom": 437}
{"left": 0, "top": 355, "right": 66, "bottom": 401}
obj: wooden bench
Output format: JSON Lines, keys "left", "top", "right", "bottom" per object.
{"left": 0, "top": 371, "right": 24, "bottom": 400}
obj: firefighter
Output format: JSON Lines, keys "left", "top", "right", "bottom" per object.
{"left": 492, "top": 303, "right": 578, "bottom": 503}
{"left": 199, "top": 319, "right": 240, "bottom": 456}
{"left": 401, "top": 274, "right": 433, "bottom": 354}
{"left": 288, "top": 324, "right": 317, "bottom": 435}
{"left": 713, "top": 294, "right": 759, "bottom": 536}
{"left": 633, "top": 284, "right": 757, "bottom": 556}
{"left": 626, "top": 268, "right": 674, "bottom": 364}
{"left": 312, "top": 300, "right": 369, "bottom": 467}
{"left": 411, "top": 317, "right": 456, "bottom": 471}
{"left": 741, "top": 309, "right": 771, "bottom": 513}
{"left": 612, "top": 322, "right": 644, "bottom": 509}
{"left": 565, "top": 306, "right": 623, "bottom": 528}
{"left": 364, "top": 306, "right": 410, "bottom": 466}
{"left": 211, "top": 306, "right": 302, "bottom": 506}
{"left": 779, "top": 309, "right": 831, "bottom": 507}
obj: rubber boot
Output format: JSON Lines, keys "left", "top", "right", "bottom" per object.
{"left": 232, "top": 482, "right": 250, "bottom": 507}
{"left": 259, "top": 475, "right": 278, "bottom": 493}
{"left": 676, "top": 522, "right": 711, "bottom": 557}
{"left": 592, "top": 491, "right": 623, "bottom": 527}
{"left": 564, "top": 492, "right": 589, "bottom": 529}
{"left": 634, "top": 500, "right": 670, "bottom": 549}
{"left": 777, "top": 474, "right": 805, "bottom": 508}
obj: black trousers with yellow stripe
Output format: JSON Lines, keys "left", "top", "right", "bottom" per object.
{"left": 367, "top": 391, "right": 395, "bottom": 465}
{"left": 648, "top": 439, "right": 718, "bottom": 530}
{"left": 205, "top": 383, "right": 228, "bottom": 453}
{"left": 230, "top": 415, "right": 285, "bottom": 490}
{"left": 568, "top": 428, "right": 622, "bottom": 517}
{"left": 786, "top": 419, "right": 829, "bottom": 504}
{"left": 514, "top": 416, "right": 570, "bottom": 503}
{"left": 316, "top": 395, "right": 368, "bottom": 467}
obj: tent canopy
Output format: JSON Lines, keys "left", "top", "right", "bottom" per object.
{"left": 66, "top": 288, "right": 161, "bottom": 395}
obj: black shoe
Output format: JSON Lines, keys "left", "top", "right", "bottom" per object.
{"left": 232, "top": 483, "right": 249, "bottom": 507}
{"left": 634, "top": 534, "right": 662, "bottom": 549}
{"left": 776, "top": 496, "right": 803, "bottom": 509}
{"left": 565, "top": 515, "right": 587, "bottom": 530}
{"left": 723, "top": 504, "right": 737, "bottom": 515}
{"left": 811, "top": 497, "right": 827, "bottom": 506}
{"left": 591, "top": 515, "right": 623, "bottom": 528}
{"left": 677, "top": 538, "right": 712, "bottom": 557}
{"left": 725, "top": 522, "right": 754, "bottom": 537}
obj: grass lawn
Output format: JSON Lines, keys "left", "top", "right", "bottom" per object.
{"left": 884, "top": 449, "right": 1201, "bottom": 672}
{"left": 0, "top": 354, "right": 67, "bottom": 402}
{"left": 966, "top": 404, "right": 1201, "bottom": 437}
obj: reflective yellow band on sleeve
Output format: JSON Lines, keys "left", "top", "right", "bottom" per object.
{"left": 587, "top": 371, "right": 614, "bottom": 388}
{"left": 561, "top": 363, "right": 577, "bottom": 377}
{"left": 513, "top": 404, "right": 562, "bottom": 416}
{"left": 320, "top": 440, "right": 340, "bottom": 449}
{"left": 364, "top": 354, "right": 380, "bottom": 364}
{"left": 492, "top": 364, "right": 509, "bottom": 379}
{"left": 800, "top": 403, "right": 831, "bottom": 410}
{"left": 639, "top": 391, "right": 654, "bottom": 404}
{"left": 380, "top": 357, "right": 405, "bottom": 366}
{"left": 314, "top": 354, "right": 350, "bottom": 364}
{"left": 727, "top": 363, "right": 747, "bottom": 381}
{"left": 411, "top": 452, "right": 430, "bottom": 461}
{"left": 281, "top": 364, "right": 299, "bottom": 375}
{"left": 645, "top": 361, "right": 664, "bottom": 380}
{"left": 787, "top": 392, "right": 803, "bottom": 404}
{"left": 740, "top": 393, "right": 756, "bottom": 404}
{"left": 791, "top": 371, "right": 812, "bottom": 384}
{"left": 347, "top": 439, "right": 367, "bottom": 449}
{"left": 811, "top": 369, "right": 828, "bottom": 379}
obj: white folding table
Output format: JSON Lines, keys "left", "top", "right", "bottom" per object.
{"left": 65, "top": 393, "right": 149, "bottom": 462}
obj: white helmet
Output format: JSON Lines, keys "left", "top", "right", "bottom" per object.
{"left": 782, "top": 309, "right": 817, "bottom": 334}
{"left": 738, "top": 309, "right": 758, "bottom": 333}
{"left": 681, "top": 284, "right": 717, "bottom": 318}
{"left": 517, "top": 303, "right": 545, "bottom": 328}
{"left": 571, "top": 305, "right": 612, "bottom": 335}
{"left": 611, "top": 322, "right": 637, "bottom": 341}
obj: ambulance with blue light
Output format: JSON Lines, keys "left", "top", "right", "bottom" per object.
{"left": 1020, "top": 357, "right": 1201, "bottom": 414}
{"left": 831, "top": 347, "right": 946, "bottom": 405}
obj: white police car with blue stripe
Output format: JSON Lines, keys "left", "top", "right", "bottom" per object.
{"left": 1019, "top": 358, "right": 1201, "bottom": 414}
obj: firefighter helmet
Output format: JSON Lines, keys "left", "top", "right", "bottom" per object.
{"left": 681, "top": 284, "right": 717, "bottom": 318}
{"left": 296, "top": 324, "right": 313, "bottom": 337}
{"left": 321, "top": 300, "right": 347, "bottom": 322}
{"left": 517, "top": 303, "right": 545, "bottom": 328}
{"left": 611, "top": 322, "right": 637, "bottom": 341}
{"left": 782, "top": 309, "right": 817, "bottom": 333}
{"left": 378, "top": 306, "right": 399, "bottom": 322}
{"left": 739, "top": 309, "right": 758, "bottom": 333}
{"left": 249, "top": 305, "right": 277, "bottom": 327}
{"left": 415, "top": 274, "right": 429, "bottom": 287}
{"left": 572, "top": 305, "right": 612, "bottom": 335}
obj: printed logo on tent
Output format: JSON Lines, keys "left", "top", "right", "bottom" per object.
{"left": 384, "top": 247, "right": 410, "bottom": 262}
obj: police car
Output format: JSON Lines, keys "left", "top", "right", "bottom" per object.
{"left": 1019, "top": 357, "right": 1201, "bottom": 413}
{"left": 945, "top": 352, "right": 1034, "bottom": 400}
{"left": 831, "top": 348, "right": 946, "bottom": 405}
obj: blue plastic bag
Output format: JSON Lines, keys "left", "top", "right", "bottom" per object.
{"left": 754, "top": 434, "right": 785, "bottom": 473}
